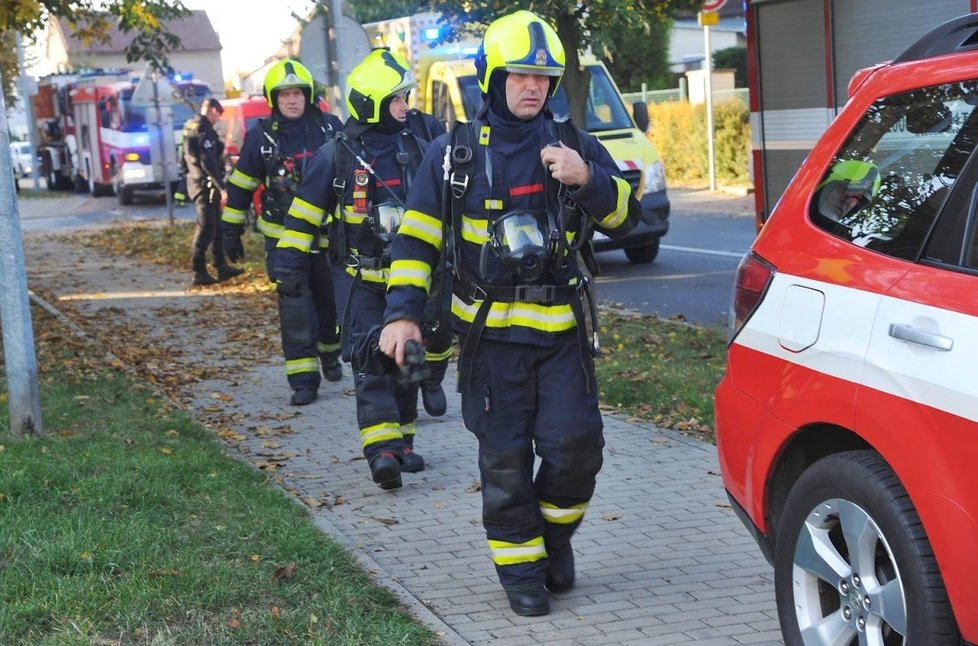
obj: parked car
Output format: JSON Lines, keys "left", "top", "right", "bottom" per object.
{"left": 715, "top": 13, "right": 978, "bottom": 646}
{"left": 9, "top": 141, "right": 34, "bottom": 178}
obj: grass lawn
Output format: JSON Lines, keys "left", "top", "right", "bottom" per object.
{"left": 0, "top": 308, "right": 441, "bottom": 645}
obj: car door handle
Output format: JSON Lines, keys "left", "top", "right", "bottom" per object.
{"left": 888, "top": 323, "right": 953, "bottom": 351}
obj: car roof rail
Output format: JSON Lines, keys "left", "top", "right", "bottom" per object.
{"left": 894, "top": 12, "right": 978, "bottom": 64}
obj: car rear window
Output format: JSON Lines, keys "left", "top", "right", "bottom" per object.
{"left": 811, "top": 79, "right": 978, "bottom": 261}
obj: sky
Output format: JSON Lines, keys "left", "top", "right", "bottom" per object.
{"left": 183, "top": 0, "right": 316, "bottom": 81}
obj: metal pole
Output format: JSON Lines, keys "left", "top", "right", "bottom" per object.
{"left": 152, "top": 73, "right": 174, "bottom": 225}
{"left": 704, "top": 24, "right": 717, "bottom": 192}
{"left": 0, "top": 71, "right": 43, "bottom": 437}
{"left": 327, "top": 0, "right": 344, "bottom": 118}
{"left": 15, "top": 32, "right": 41, "bottom": 188}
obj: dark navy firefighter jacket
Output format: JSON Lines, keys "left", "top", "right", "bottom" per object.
{"left": 223, "top": 109, "right": 342, "bottom": 241}
{"left": 384, "top": 108, "right": 641, "bottom": 347}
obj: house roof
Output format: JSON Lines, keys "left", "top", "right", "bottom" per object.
{"left": 54, "top": 10, "right": 222, "bottom": 54}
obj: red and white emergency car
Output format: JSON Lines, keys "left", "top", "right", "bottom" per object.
{"left": 717, "top": 13, "right": 978, "bottom": 644}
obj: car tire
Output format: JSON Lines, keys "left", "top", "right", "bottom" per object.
{"left": 624, "top": 238, "right": 659, "bottom": 264}
{"left": 774, "top": 451, "right": 958, "bottom": 645}
{"left": 118, "top": 185, "right": 134, "bottom": 205}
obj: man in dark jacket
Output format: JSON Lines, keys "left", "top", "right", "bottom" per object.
{"left": 220, "top": 59, "right": 344, "bottom": 406}
{"left": 183, "top": 98, "right": 241, "bottom": 286}
{"left": 379, "top": 11, "right": 641, "bottom": 617}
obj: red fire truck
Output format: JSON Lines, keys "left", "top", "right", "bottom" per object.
{"left": 748, "top": 0, "right": 978, "bottom": 228}
{"left": 34, "top": 71, "right": 211, "bottom": 203}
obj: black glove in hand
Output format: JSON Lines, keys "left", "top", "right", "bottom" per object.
{"left": 275, "top": 271, "right": 305, "bottom": 298}
{"left": 223, "top": 228, "right": 245, "bottom": 263}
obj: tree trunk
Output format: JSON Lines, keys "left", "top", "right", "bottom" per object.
{"left": 553, "top": 11, "right": 590, "bottom": 128}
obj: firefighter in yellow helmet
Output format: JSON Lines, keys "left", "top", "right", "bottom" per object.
{"left": 220, "top": 58, "right": 345, "bottom": 406}
{"left": 274, "top": 49, "right": 445, "bottom": 487}
{"left": 379, "top": 10, "right": 641, "bottom": 616}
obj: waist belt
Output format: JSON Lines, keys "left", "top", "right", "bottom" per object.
{"left": 457, "top": 279, "right": 576, "bottom": 305}
{"left": 455, "top": 277, "right": 596, "bottom": 395}
{"left": 356, "top": 255, "right": 388, "bottom": 271}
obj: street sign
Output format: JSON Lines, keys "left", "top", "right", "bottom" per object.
{"left": 698, "top": 11, "right": 720, "bottom": 27}
{"left": 702, "top": 0, "right": 727, "bottom": 11}
{"left": 131, "top": 73, "right": 179, "bottom": 108}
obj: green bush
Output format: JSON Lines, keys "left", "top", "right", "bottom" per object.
{"left": 647, "top": 99, "right": 751, "bottom": 187}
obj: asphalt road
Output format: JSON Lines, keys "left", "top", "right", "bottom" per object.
{"left": 594, "top": 187, "right": 756, "bottom": 327}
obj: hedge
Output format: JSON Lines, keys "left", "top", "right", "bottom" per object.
{"left": 645, "top": 99, "right": 751, "bottom": 188}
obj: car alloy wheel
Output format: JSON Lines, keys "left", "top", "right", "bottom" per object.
{"left": 774, "top": 451, "right": 959, "bottom": 645}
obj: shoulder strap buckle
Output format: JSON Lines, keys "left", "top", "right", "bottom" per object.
{"left": 449, "top": 172, "right": 469, "bottom": 199}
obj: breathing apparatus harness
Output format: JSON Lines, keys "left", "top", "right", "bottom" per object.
{"left": 257, "top": 110, "right": 335, "bottom": 225}
{"left": 330, "top": 112, "right": 432, "bottom": 377}
{"left": 444, "top": 117, "right": 602, "bottom": 393}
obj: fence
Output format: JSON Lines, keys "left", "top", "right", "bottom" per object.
{"left": 621, "top": 87, "right": 749, "bottom": 106}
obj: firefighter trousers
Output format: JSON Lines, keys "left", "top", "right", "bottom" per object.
{"left": 343, "top": 278, "right": 419, "bottom": 464}
{"left": 191, "top": 196, "right": 225, "bottom": 272}
{"left": 459, "top": 333, "right": 604, "bottom": 591}
{"left": 264, "top": 238, "right": 340, "bottom": 392}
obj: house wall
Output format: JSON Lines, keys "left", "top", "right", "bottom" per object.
{"left": 670, "top": 25, "right": 744, "bottom": 72}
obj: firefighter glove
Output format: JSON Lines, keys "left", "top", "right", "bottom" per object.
{"left": 222, "top": 226, "right": 245, "bottom": 263}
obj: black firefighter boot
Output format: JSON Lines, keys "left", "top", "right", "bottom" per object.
{"left": 419, "top": 359, "right": 448, "bottom": 417}
{"left": 370, "top": 451, "right": 402, "bottom": 490}
{"left": 545, "top": 543, "right": 575, "bottom": 593}
{"left": 290, "top": 388, "right": 318, "bottom": 406}
{"left": 400, "top": 435, "right": 425, "bottom": 473}
{"left": 216, "top": 264, "right": 244, "bottom": 282}
{"left": 319, "top": 350, "right": 343, "bottom": 382}
{"left": 505, "top": 586, "right": 550, "bottom": 617}
{"left": 192, "top": 256, "right": 217, "bottom": 286}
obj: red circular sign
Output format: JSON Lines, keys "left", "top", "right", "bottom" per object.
{"left": 702, "top": 0, "right": 727, "bottom": 11}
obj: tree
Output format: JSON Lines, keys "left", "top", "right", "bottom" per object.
{"left": 347, "top": 1, "right": 428, "bottom": 24}
{"left": 427, "top": 1, "right": 700, "bottom": 126}
{"left": 1, "top": 0, "right": 190, "bottom": 73}
{"left": 0, "top": 31, "right": 17, "bottom": 109}
{"left": 600, "top": 17, "right": 674, "bottom": 93}
{"left": 712, "top": 46, "right": 746, "bottom": 87}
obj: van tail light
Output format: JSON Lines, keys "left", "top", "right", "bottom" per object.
{"left": 729, "top": 251, "right": 775, "bottom": 342}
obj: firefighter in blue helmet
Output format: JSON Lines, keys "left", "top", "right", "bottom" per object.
{"left": 274, "top": 49, "right": 446, "bottom": 489}
{"left": 220, "top": 59, "right": 345, "bottom": 406}
{"left": 379, "top": 10, "right": 641, "bottom": 616}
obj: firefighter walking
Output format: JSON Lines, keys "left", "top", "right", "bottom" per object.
{"left": 221, "top": 59, "right": 344, "bottom": 406}
{"left": 275, "top": 50, "right": 446, "bottom": 489}
{"left": 379, "top": 11, "right": 641, "bottom": 616}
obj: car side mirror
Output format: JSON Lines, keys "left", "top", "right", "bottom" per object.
{"left": 632, "top": 101, "right": 650, "bottom": 133}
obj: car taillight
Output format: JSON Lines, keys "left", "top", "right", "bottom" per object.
{"left": 729, "top": 251, "right": 775, "bottom": 342}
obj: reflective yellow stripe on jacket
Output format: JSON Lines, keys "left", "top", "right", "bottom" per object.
{"left": 452, "top": 296, "right": 577, "bottom": 333}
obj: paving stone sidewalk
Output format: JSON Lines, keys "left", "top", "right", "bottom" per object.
{"left": 24, "top": 231, "right": 782, "bottom": 646}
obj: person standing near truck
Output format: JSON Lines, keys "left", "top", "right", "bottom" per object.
{"left": 220, "top": 59, "right": 345, "bottom": 406}
{"left": 379, "top": 10, "right": 641, "bottom": 616}
{"left": 183, "top": 98, "right": 243, "bottom": 286}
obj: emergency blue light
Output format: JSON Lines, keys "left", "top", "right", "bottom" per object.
{"left": 424, "top": 27, "right": 440, "bottom": 42}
